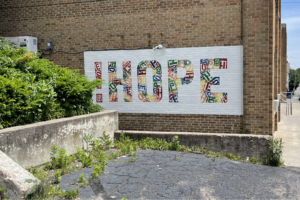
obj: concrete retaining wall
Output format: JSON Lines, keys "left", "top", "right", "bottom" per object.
{"left": 0, "top": 111, "right": 118, "bottom": 168}
{"left": 115, "top": 131, "right": 272, "bottom": 159}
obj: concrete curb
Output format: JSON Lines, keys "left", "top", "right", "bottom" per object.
{"left": 115, "top": 130, "right": 272, "bottom": 159}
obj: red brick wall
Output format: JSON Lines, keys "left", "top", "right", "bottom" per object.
{"left": 0, "top": 0, "right": 284, "bottom": 135}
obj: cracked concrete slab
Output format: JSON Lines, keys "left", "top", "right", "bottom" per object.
{"left": 56, "top": 150, "right": 300, "bottom": 199}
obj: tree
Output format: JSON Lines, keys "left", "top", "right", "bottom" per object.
{"left": 288, "top": 68, "right": 300, "bottom": 92}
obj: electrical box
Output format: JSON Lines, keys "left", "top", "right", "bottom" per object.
{"left": 47, "top": 40, "right": 54, "bottom": 50}
{"left": 6, "top": 36, "right": 38, "bottom": 53}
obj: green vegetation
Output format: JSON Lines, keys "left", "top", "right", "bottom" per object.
{"left": 264, "top": 138, "right": 284, "bottom": 166}
{"left": 28, "top": 168, "right": 48, "bottom": 182}
{"left": 78, "top": 174, "right": 89, "bottom": 187}
{"left": 288, "top": 68, "right": 300, "bottom": 92}
{"left": 0, "top": 37, "right": 103, "bottom": 129}
{"left": 250, "top": 157, "right": 258, "bottom": 164}
{"left": 54, "top": 170, "right": 61, "bottom": 184}
{"left": 59, "top": 187, "right": 79, "bottom": 199}
{"left": 0, "top": 187, "right": 7, "bottom": 199}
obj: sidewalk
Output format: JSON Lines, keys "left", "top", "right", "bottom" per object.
{"left": 274, "top": 103, "right": 300, "bottom": 167}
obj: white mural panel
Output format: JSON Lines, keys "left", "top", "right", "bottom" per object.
{"left": 84, "top": 46, "right": 243, "bottom": 115}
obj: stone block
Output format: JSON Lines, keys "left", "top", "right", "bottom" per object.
{"left": 0, "top": 151, "right": 40, "bottom": 199}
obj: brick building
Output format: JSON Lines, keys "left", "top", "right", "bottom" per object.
{"left": 0, "top": 0, "right": 288, "bottom": 136}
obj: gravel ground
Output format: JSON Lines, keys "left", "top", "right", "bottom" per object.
{"left": 57, "top": 150, "right": 300, "bottom": 200}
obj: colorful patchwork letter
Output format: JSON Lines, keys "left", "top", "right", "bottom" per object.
{"left": 168, "top": 60, "right": 194, "bottom": 103}
{"left": 95, "top": 62, "right": 102, "bottom": 89}
{"left": 108, "top": 61, "right": 132, "bottom": 102}
{"left": 137, "top": 60, "right": 163, "bottom": 102}
{"left": 200, "top": 59, "right": 228, "bottom": 103}
{"left": 94, "top": 62, "right": 102, "bottom": 103}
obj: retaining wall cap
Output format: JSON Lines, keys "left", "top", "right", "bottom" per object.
{"left": 0, "top": 110, "right": 117, "bottom": 133}
{"left": 0, "top": 150, "right": 40, "bottom": 199}
{"left": 115, "top": 130, "right": 273, "bottom": 139}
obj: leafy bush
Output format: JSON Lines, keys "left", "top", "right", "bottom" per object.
{"left": 264, "top": 138, "right": 284, "bottom": 166}
{"left": 0, "top": 37, "right": 103, "bottom": 129}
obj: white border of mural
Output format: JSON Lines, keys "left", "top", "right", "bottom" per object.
{"left": 84, "top": 46, "right": 243, "bottom": 115}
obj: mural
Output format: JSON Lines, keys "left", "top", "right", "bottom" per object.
{"left": 85, "top": 46, "right": 243, "bottom": 115}
{"left": 137, "top": 60, "right": 163, "bottom": 102}
{"left": 200, "top": 59, "right": 228, "bottom": 103}
{"left": 108, "top": 61, "right": 132, "bottom": 102}
{"left": 168, "top": 60, "right": 194, "bottom": 103}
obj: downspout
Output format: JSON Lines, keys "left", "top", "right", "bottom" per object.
{"left": 240, "top": 0, "right": 244, "bottom": 133}
{"left": 240, "top": 0, "right": 243, "bottom": 45}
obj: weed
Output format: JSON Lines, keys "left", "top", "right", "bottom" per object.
{"left": 245, "top": 130, "right": 251, "bottom": 134}
{"left": 170, "top": 136, "right": 180, "bottom": 150}
{"left": 83, "top": 133, "right": 94, "bottom": 151}
{"left": 28, "top": 167, "right": 48, "bottom": 182}
{"left": 250, "top": 157, "right": 258, "bottom": 164}
{"left": 54, "top": 170, "right": 61, "bottom": 184}
{"left": 91, "top": 138, "right": 103, "bottom": 152}
{"left": 99, "top": 132, "right": 112, "bottom": 150}
{"left": 238, "top": 130, "right": 243, "bottom": 134}
{"left": 226, "top": 153, "right": 241, "bottom": 161}
{"left": 92, "top": 163, "right": 105, "bottom": 179}
{"left": 226, "top": 153, "right": 234, "bottom": 159}
{"left": 94, "top": 150, "right": 109, "bottom": 164}
{"left": 50, "top": 146, "right": 71, "bottom": 171}
{"left": 122, "top": 197, "right": 128, "bottom": 200}
{"left": 76, "top": 147, "right": 93, "bottom": 167}
{"left": 58, "top": 188, "right": 79, "bottom": 199}
{"left": 264, "top": 138, "right": 284, "bottom": 166}
{"left": 78, "top": 174, "right": 89, "bottom": 187}
{"left": 128, "top": 151, "right": 137, "bottom": 162}
{"left": 211, "top": 157, "right": 216, "bottom": 162}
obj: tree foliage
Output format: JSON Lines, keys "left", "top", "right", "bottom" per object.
{"left": 288, "top": 68, "right": 300, "bottom": 92}
{"left": 0, "top": 37, "right": 103, "bottom": 129}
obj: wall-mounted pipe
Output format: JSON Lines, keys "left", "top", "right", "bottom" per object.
{"left": 240, "top": 0, "right": 243, "bottom": 45}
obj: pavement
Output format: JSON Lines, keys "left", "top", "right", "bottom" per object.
{"left": 57, "top": 150, "right": 300, "bottom": 200}
{"left": 274, "top": 87, "right": 300, "bottom": 167}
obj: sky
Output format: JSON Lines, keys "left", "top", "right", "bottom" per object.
{"left": 282, "top": 0, "right": 300, "bottom": 70}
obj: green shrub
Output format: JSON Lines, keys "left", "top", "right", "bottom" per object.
{"left": 264, "top": 138, "right": 284, "bottom": 166}
{"left": 0, "top": 37, "right": 103, "bottom": 129}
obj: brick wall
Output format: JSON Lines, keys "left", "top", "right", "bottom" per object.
{"left": 281, "top": 24, "right": 287, "bottom": 93}
{"left": 119, "top": 114, "right": 243, "bottom": 133}
{"left": 0, "top": 0, "right": 286, "bottom": 135}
